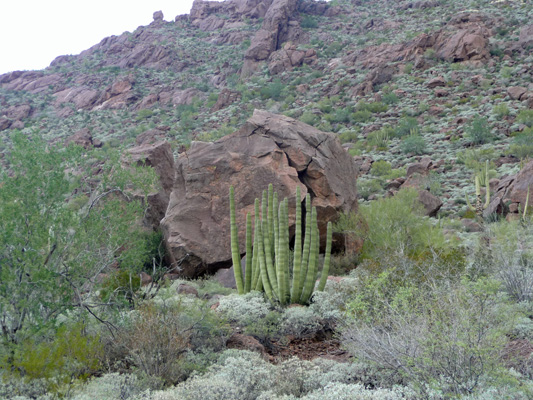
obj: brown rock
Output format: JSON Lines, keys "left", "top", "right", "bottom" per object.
{"left": 153, "top": 10, "right": 164, "bottom": 21}
{"left": 140, "top": 272, "right": 153, "bottom": 286}
{"left": 508, "top": 86, "right": 527, "bottom": 101}
{"left": 161, "top": 110, "right": 359, "bottom": 277}
{"left": 509, "top": 160, "right": 533, "bottom": 208}
{"left": 518, "top": 24, "right": 533, "bottom": 50}
{"left": 226, "top": 333, "right": 266, "bottom": 356}
{"left": 177, "top": 283, "right": 199, "bottom": 297}
{"left": 124, "top": 141, "right": 175, "bottom": 229}
{"left": 211, "top": 89, "right": 241, "bottom": 112}
{"left": 461, "top": 218, "right": 482, "bottom": 233}
{"left": 65, "top": 128, "right": 95, "bottom": 149}
{"left": 427, "top": 76, "right": 446, "bottom": 88}
{"left": 417, "top": 189, "right": 442, "bottom": 217}
{"left": 0, "top": 118, "right": 12, "bottom": 131}
{"left": 54, "top": 86, "right": 100, "bottom": 110}
{"left": 242, "top": 0, "right": 299, "bottom": 77}
{"left": 135, "top": 128, "right": 166, "bottom": 145}
{"left": 3, "top": 104, "right": 31, "bottom": 120}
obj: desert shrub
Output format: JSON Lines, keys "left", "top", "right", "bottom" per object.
{"left": 342, "top": 274, "right": 514, "bottom": 397}
{"left": 217, "top": 292, "right": 272, "bottom": 326}
{"left": 394, "top": 116, "right": 419, "bottom": 137}
{"left": 71, "top": 373, "right": 144, "bottom": 400}
{"left": 400, "top": 133, "right": 426, "bottom": 155}
{"left": 336, "top": 188, "right": 449, "bottom": 261}
{"left": 351, "top": 109, "right": 372, "bottom": 122}
{"left": 356, "top": 178, "right": 383, "bottom": 200}
{"left": 366, "top": 128, "right": 391, "bottom": 150}
{"left": 260, "top": 78, "right": 285, "bottom": 101}
{"left": 486, "top": 220, "right": 533, "bottom": 302}
{"left": 466, "top": 116, "right": 494, "bottom": 145}
{"left": 4, "top": 323, "right": 103, "bottom": 395}
{"left": 356, "top": 101, "right": 388, "bottom": 113}
{"left": 382, "top": 92, "right": 399, "bottom": 105}
{"left": 508, "top": 127, "right": 533, "bottom": 159}
{"left": 280, "top": 307, "right": 322, "bottom": 338}
{"left": 301, "top": 15, "right": 318, "bottom": 29}
{"left": 149, "top": 350, "right": 275, "bottom": 400}
{"left": 370, "top": 160, "right": 392, "bottom": 176}
{"left": 107, "top": 299, "right": 228, "bottom": 386}
{"left": 338, "top": 129, "right": 359, "bottom": 143}
{"left": 299, "top": 111, "right": 319, "bottom": 126}
{"left": 517, "top": 109, "right": 533, "bottom": 127}
{"left": 493, "top": 103, "right": 510, "bottom": 118}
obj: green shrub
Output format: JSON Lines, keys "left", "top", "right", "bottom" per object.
{"left": 394, "top": 117, "right": 419, "bottom": 137}
{"left": 400, "top": 133, "right": 426, "bottom": 155}
{"left": 6, "top": 323, "right": 103, "bottom": 394}
{"left": 280, "top": 307, "right": 322, "bottom": 339}
{"left": 301, "top": 15, "right": 318, "bottom": 29}
{"left": 366, "top": 128, "right": 391, "bottom": 150}
{"left": 370, "top": 160, "right": 392, "bottom": 176}
{"left": 356, "top": 178, "right": 383, "bottom": 200}
{"left": 382, "top": 92, "right": 399, "bottom": 105}
{"left": 466, "top": 116, "right": 493, "bottom": 145}
{"left": 107, "top": 299, "right": 229, "bottom": 386}
{"left": 356, "top": 101, "right": 388, "bottom": 113}
{"left": 299, "top": 111, "right": 319, "bottom": 126}
{"left": 351, "top": 109, "right": 372, "bottom": 122}
{"left": 493, "top": 103, "right": 510, "bottom": 118}
{"left": 342, "top": 274, "right": 514, "bottom": 397}
{"left": 517, "top": 109, "right": 533, "bottom": 127}
{"left": 508, "top": 127, "right": 533, "bottom": 159}
{"left": 335, "top": 188, "right": 448, "bottom": 261}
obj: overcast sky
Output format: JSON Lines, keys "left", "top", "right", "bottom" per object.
{"left": 0, "top": 0, "right": 200, "bottom": 75}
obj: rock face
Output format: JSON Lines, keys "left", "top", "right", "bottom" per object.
{"left": 124, "top": 141, "right": 175, "bottom": 230}
{"left": 242, "top": 0, "right": 299, "bottom": 77}
{"left": 161, "top": 110, "right": 358, "bottom": 278}
{"left": 486, "top": 161, "right": 533, "bottom": 218}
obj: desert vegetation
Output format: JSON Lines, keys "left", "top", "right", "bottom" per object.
{"left": 1, "top": 0, "right": 533, "bottom": 398}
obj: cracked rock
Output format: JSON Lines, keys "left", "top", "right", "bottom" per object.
{"left": 160, "top": 109, "right": 359, "bottom": 278}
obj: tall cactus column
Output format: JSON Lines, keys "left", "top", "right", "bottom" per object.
{"left": 229, "top": 184, "right": 333, "bottom": 305}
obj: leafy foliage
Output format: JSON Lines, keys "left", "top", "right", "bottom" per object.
{"left": 0, "top": 132, "right": 157, "bottom": 345}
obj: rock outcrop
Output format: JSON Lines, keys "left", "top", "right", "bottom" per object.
{"left": 161, "top": 110, "right": 358, "bottom": 277}
{"left": 124, "top": 141, "right": 175, "bottom": 230}
{"left": 242, "top": 0, "right": 299, "bottom": 77}
{"left": 485, "top": 161, "right": 533, "bottom": 219}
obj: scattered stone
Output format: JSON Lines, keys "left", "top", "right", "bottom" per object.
{"left": 140, "top": 272, "right": 153, "bottom": 286}
{"left": 427, "top": 76, "right": 447, "bottom": 88}
{"left": 508, "top": 86, "right": 527, "bottom": 101}
{"left": 227, "top": 333, "right": 266, "bottom": 356}
{"left": 177, "top": 283, "right": 199, "bottom": 297}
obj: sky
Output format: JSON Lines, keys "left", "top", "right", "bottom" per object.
{"left": 0, "top": 0, "right": 200, "bottom": 75}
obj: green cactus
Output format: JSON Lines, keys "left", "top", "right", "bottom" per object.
{"left": 229, "top": 184, "right": 333, "bottom": 305}
{"left": 466, "top": 160, "right": 490, "bottom": 219}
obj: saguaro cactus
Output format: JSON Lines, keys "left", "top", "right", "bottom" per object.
{"left": 229, "top": 184, "right": 332, "bottom": 305}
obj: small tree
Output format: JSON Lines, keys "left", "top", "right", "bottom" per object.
{"left": 0, "top": 132, "right": 157, "bottom": 345}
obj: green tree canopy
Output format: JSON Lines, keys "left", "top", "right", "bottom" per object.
{"left": 0, "top": 132, "right": 157, "bottom": 344}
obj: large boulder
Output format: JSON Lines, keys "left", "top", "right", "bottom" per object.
{"left": 124, "top": 141, "right": 175, "bottom": 230}
{"left": 485, "top": 161, "right": 533, "bottom": 218}
{"left": 161, "top": 110, "right": 358, "bottom": 277}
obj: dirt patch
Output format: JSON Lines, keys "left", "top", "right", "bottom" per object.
{"left": 267, "top": 335, "right": 351, "bottom": 363}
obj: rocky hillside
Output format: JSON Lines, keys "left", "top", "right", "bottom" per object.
{"left": 1, "top": 0, "right": 532, "bottom": 221}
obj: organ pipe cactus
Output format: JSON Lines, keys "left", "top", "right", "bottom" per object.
{"left": 229, "top": 184, "right": 332, "bottom": 305}
{"left": 466, "top": 160, "right": 490, "bottom": 219}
